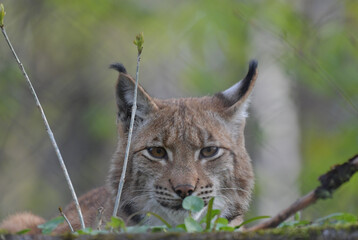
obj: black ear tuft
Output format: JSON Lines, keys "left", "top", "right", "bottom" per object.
{"left": 112, "top": 67, "right": 159, "bottom": 131}
{"left": 238, "top": 60, "right": 258, "bottom": 98}
{"left": 214, "top": 60, "right": 258, "bottom": 121}
{"left": 217, "top": 60, "right": 258, "bottom": 107}
{"left": 110, "top": 63, "right": 127, "bottom": 74}
{"left": 247, "top": 60, "right": 258, "bottom": 79}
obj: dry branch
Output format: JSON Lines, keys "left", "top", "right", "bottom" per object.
{"left": 247, "top": 154, "right": 358, "bottom": 231}
{"left": 59, "top": 207, "right": 74, "bottom": 233}
{"left": 0, "top": 5, "right": 85, "bottom": 230}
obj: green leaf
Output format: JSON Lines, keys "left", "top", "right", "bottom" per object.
{"left": 38, "top": 216, "right": 65, "bottom": 235}
{"left": 313, "top": 212, "right": 358, "bottom": 226}
{"left": 205, "top": 197, "right": 214, "bottom": 231}
{"left": 16, "top": 229, "right": 31, "bottom": 235}
{"left": 167, "top": 226, "right": 187, "bottom": 233}
{"left": 278, "top": 220, "right": 310, "bottom": 228}
{"left": 75, "top": 227, "right": 108, "bottom": 235}
{"left": 0, "top": 3, "right": 5, "bottom": 27}
{"left": 201, "top": 209, "right": 221, "bottom": 224}
{"left": 126, "top": 226, "right": 150, "bottom": 233}
{"left": 294, "top": 212, "right": 301, "bottom": 221}
{"left": 146, "top": 211, "right": 172, "bottom": 228}
{"left": 184, "top": 217, "right": 203, "bottom": 233}
{"left": 214, "top": 217, "right": 229, "bottom": 230}
{"left": 235, "top": 216, "right": 271, "bottom": 230}
{"left": 175, "top": 223, "right": 187, "bottom": 231}
{"left": 182, "top": 195, "right": 204, "bottom": 213}
{"left": 133, "top": 32, "right": 144, "bottom": 54}
{"left": 105, "top": 216, "right": 126, "bottom": 232}
{"left": 150, "top": 226, "right": 167, "bottom": 233}
{"left": 75, "top": 227, "right": 93, "bottom": 235}
{"left": 218, "top": 226, "right": 235, "bottom": 232}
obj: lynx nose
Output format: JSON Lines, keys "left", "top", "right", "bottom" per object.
{"left": 174, "top": 184, "right": 195, "bottom": 199}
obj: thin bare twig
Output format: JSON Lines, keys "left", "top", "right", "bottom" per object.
{"left": 112, "top": 33, "right": 144, "bottom": 217}
{"left": 95, "top": 207, "right": 104, "bottom": 230}
{"left": 0, "top": 9, "right": 85, "bottom": 230}
{"left": 59, "top": 207, "right": 74, "bottom": 233}
{"left": 247, "top": 154, "right": 358, "bottom": 231}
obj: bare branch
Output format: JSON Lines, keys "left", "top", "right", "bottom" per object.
{"left": 59, "top": 207, "right": 74, "bottom": 233}
{"left": 247, "top": 154, "right": 358, "bottom": 231}
{"left": 0, "top": 9, "right": 85, "bottom": 230}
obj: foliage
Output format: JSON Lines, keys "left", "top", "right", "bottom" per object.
{"left": 182, "top": 195, "right": 204, "bottom": 213}
{"left": 133, "top": 32, "right": 144, "bottom": 54}
{"left": 0, "top": 3, "right": 5, "bottom": 27}
{"left": 15, "top": 229, "right": 31, "bottom": 235}
{"left": 30, "top": 196, "right": 268, "bottom": 235}
{"left": 38, "top": 216, "right": 64, "bottom": 235}
{"left": 30, "top": 197, "right": 357, "bottom": 236}
{"left": 312, "top": 213, "right": 358, "bottom": 226}
{"left": 278, "top": 212, "right": 358, "bottom": 229}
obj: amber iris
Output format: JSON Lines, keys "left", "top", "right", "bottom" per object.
{"left": 200, "top": 146, "right": 219, "bottom": 158}
{"left": 147, "top": 147, "right": 167, "bottom": 159}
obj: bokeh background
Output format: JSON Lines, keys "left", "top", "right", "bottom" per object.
{"left": 0, "top": 0, "right": 357, "bottom": 222}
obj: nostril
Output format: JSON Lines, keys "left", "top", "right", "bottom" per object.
{"left": 175, "top": 189, "right": 182, "bottom": 196}
{"left": 174, "top": 184, "right": 195, "bottom": 199}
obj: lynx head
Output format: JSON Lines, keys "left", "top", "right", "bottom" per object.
{"left": 108, "top": 61, "right": 258, "bottom": 226}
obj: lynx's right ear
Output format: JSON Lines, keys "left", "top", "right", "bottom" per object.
{"left": 110, "top": 63, "right": 158, "bottom": 130}
{"left": 214, "top": 60, "right": 258, "bottom": 121}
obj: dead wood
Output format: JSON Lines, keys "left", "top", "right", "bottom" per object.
{"left": 247, "top": 154, "right": 358, "bottom": 231}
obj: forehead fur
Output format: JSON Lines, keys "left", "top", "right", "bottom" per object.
{"left": 131, "top": 96, "right": 242, "bottom": 150}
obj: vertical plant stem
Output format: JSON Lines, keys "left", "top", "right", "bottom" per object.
{"left": 1, "top": 25, "right": 85, "bottom": 230}
{"left": 95, "top": 207, "right": 104, "bottom": 230}
{"left": 59, "top": 208, "right": 74, "bottom": 232}
{"left": 112, "top": 52, "right": 142, "bottom": 217}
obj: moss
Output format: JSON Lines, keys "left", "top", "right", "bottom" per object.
{"left": 0, "top": 229, "right": 10, "bottom": 234}
{"left": 246, "top": 223, "right": 358, "bottom": 239}
{"left": 61, "top": 233, "right": 77, "bottom": 240}
{"left": 1, "top": 225, "right": 358, "bottom": 240}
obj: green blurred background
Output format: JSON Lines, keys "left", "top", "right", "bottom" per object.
{"left": 0, "top": 0, "right": 357, "bottom": 222}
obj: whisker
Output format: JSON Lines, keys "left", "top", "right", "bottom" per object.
{"left": 219, "top": 187, "right": 250, "bottom": 194}
{"left": 119, "top": 193, "right": 152, "bottom": 209}
{"left": 214, "top": 194, "right": 231, "bottom": 204}
{"left": 131, "top": 189, "right": 157, "bottom": 193}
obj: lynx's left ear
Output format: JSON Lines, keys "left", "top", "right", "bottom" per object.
{"left": 215, "top": 60, "right": 258, "bottom": 120}
{"left": 110, "top": 63, "right": 158, "bottom": 130}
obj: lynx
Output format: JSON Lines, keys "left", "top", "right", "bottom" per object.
{"left": 0, "top": 60, "right": 258, "bottom": 234}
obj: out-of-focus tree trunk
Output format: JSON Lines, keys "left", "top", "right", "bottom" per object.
{"left": 251, "top": 32, "right": 301, "bottom": 216}
{"left": 251, "top": 0, "right": 341, "bottom": 216}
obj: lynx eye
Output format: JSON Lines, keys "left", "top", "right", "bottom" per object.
{"left": 147, "top": 147, "right": 167, "bottom": 159}
{"left": 200, "top": 146, "right": 219, "bottom": 159}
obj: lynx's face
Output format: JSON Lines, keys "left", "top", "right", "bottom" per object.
{"left": 108, "top": 61, "right": 258, "bottom": 226}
